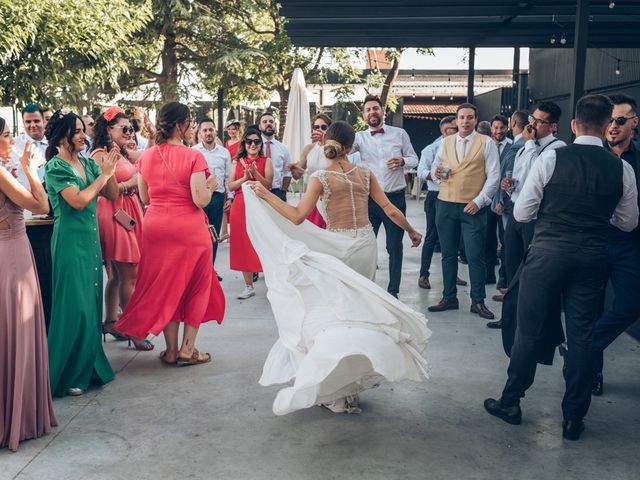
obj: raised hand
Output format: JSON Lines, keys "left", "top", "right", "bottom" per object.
{"left": 19, "top": 141, "right": 37, "bottom": 171}
{"left": 99, "top": 148, "right": 119, "bottom": 177}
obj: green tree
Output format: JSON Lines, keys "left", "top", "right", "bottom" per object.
{"left": 0, "top": 0, "right": 151, "bottom": 106}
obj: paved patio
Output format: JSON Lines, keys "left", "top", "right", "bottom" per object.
{"left": 3, "top": 199, "right": 639, "bottom": 480}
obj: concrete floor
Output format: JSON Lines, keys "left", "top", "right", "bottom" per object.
{"left": 3, "top": 198, "right": 640, "bottom": 480}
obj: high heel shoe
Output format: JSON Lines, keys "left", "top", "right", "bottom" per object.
{"left": 102, "top": 321, "right": 128, "bottom": 342}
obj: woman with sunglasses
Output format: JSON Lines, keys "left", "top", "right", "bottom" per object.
{"left": 228, "top": 128, "right": 274, "bottom": 300}
{"left": 92, "top": 107, "right": 153, "bottom": 352}
{"left": 288, "top": 113, "right": 332, "bottom": 228}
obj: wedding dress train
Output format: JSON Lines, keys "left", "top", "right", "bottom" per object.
{"left": 243, "top": 165, "right": 430, "bottom": 415}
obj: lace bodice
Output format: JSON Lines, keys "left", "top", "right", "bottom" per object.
{"left": 310, "top": 165, "right": 371, "bottom": 233}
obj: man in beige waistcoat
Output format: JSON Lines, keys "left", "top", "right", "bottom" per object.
{"left": 428, "top": 103, "right": 500, "bottom": 319}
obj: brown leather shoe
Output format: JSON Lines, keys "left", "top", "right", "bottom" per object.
{"left": 428, "top": 298, "right": 459, "bottom": 312}
{"left": 491, "top": 293, "right": 504, "bottom": 302}
{"left": 418, "top": 276, "right": 431, "bottom": 289}
{"left": 456, "top": 277, "right": 468, "bottom": 286}
{"left": 471, "top": 303, "right": 495, "bottom": 319}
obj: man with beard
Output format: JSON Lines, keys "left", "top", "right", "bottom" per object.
{"left": 13, "top": 103, "right": 48, "bottom": 188}
{"left": 350, "top": 95, "right": 419, "bottom": 298}
{"left": 428, "top": 103, "right": 500, "bottom": 319}
{"left": 588, "top": 93, "right": 640, "bottom": 396}
{"left": 193, "top": 118, "right": 232, "bottom": 279}
{"left": 486, "top": 114, "right": 512, "bottom": 286}
{"left": 258, "top": 112, "right": 292, "bottom": 202}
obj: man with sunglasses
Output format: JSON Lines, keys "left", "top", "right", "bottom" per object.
{"left": 588, "top": 93, "right": 640, "bottom": 397}
{"left": 258, "top": 112, "right": 292, "bottom": 202}
{"left": 503, "top": 102, "right": 566, "bottom": 285}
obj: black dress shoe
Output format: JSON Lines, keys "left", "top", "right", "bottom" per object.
{"left": 418, "top": 276, "right": 431, "bottom": 289}
{"left": 562, "top": 419, "right": 585, "bottom": 440}
{"left": 217, "top": 274, "right": 223, "bottom": 282}
{"left": 486, "top": 319, "right": 503, "bottom": 329}
{"left": 592, "top": 373, "right": 603, "bottom": 396}
{"left": 471, "top": 303, "right": 495, "bottom": 319}
{"left": 458, "top": 256, "right": 468, "bottom": 265}
{"left": 484, "top": 398, "right": 522, "bottom": 425}
{"left": 456, "top": 276, "right": 468, "bottom": 286}
{"left": 253, "top": 272, "right": 259, "bottom": 282}
{"left": 428, "top": 298, "right": 459, "bottom": 312}
{"left": 390, "top": 292, "right": 399, "bottom": 299}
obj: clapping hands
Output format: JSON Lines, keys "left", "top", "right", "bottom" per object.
{"left": 98, "top": 148, "right": 119, "bottom": 177}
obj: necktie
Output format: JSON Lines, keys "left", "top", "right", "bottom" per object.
{"left": 370, "top": 128, "right": 385, "bottom": 136}
{"left": 265, "top": 140, "right": 272, "bottom": 158}
{"left": 459, "top": 137, "right": 468, "bottom": 163}
{"left": 497, "top": 142, "right": 502, "bottom": 156}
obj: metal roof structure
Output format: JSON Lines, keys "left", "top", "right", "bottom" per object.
{"left": 279, "top": 0, "right": 640, "bottom": 48}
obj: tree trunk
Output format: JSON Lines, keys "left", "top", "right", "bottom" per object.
{"left": 380, "top": 55, "right": 401, "bottom": 110}
{"left": 276, "top": 85, "right": 289, "bottom": 138}
{"left": 159, "top": 10, "right": 179, "bottom": 103}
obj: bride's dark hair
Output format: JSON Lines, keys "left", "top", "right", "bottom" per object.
{"left": 323, "top": 121, "right": 355, "bottom": 159}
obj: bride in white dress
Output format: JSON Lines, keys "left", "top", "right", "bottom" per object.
{"left": 245, "top": 121, "right": 431, "bottom": 415}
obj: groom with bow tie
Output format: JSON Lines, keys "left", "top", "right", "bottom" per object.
{"left": 350, "top": 95, "right": 419, "bottom": 298}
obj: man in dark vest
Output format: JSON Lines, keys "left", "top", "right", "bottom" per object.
{"left": 484, "top": 94, "right": 638, "bottom": 441}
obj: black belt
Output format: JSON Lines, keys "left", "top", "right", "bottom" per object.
{"left": 384, "top": 188, "right": 406, "bottom": 196}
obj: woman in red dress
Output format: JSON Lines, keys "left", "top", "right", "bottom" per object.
{"left": 220, "top": 119, "right": 242, "bottom": 241}
{"left": 116, "top": 102, "right": 225, "bottom": 366}
{"left": 93, "top": 106, "right": 152, "bottom": 351}
{"left": 228, "top": 128, "right": 273, "bottom": 300}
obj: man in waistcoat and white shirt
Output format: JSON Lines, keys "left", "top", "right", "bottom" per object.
{"left": 484, "top": 94, "right": 638, "bottom": 441}
{"left": 428, "top": 103, "right": 500, "bottom": 319}
{"left": 259, "top": 112, "right": 292, "bottom": 202}
{"left": 350, "top": 94, "right": 419, "bottom": 298}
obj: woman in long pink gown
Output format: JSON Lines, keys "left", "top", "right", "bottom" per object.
{"left": 0, "top": 116, "right": 57, "bottom": 451}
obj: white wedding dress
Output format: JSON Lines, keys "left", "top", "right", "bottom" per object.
{"left": 244, "top": 164, "right": 431, "bottom": 415}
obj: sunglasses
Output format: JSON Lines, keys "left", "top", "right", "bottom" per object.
{"left": 245, "top": 139, "right": 262, "bottom": 146}
{"left": 313, "top": 124, "right": 328, "bottom": 131}
{"left": 528, "top": 115, "right": 553, "bottom": 125}
{"left": 610, "top": 115, "right": 637, "bottom": 126}
{"left": 112, "top": 125, "right": 135, "bottom": 135}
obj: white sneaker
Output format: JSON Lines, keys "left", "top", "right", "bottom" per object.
{"left": 237, "top": 285, "right": 255, "bottom": 300}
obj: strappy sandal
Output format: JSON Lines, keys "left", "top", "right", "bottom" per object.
{"left": 176, "top": 349, "right": 211, "bottom": 367}
{"left": 159, "top": 351, "right": 177, "bottom": 366}
{"left": 130, "top": 338, "right": 155, "bottom": 351}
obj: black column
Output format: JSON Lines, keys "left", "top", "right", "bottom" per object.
{"left": 467, "top": 47, "right": 476, "bottom": 104}
{"left": 512, "top": 48, "right": 520, "bottom": 113}
{"left": 571, "top": 0, "right": 589, "bottom": 117}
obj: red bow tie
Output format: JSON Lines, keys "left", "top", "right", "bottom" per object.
{"left": 370, "top": 128, "right": 385, "bottom": 136}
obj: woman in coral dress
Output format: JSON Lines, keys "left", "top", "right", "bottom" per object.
{"left": 0, "top": 117, "right": 57, "bottom": 451}
{"left": 116, "top": 102, "right": 225, "bottom": 366}
{"left": 228, "top": 128, "right": 273, "bottom": 300}
{"left": 93, "top": 106, "right": 152, "bottom": 351}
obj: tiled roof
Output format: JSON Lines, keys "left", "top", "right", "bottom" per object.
{"left": 403, "top": 103, "right": 458, "bottom": 115}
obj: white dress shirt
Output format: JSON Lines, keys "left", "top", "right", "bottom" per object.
{"left": 431, "top": 131, "right": 501, "bottom": 208}
{"left": 262, "top": 136, "right": 292, "bottom": 190}
{"left": 192, "top": 143, "right": 232, "bottom": 196}
{"left": 351, "top": 125, "right": 418, "bottom": 193}
{"left": 417, "top": 136, "right": 442, "bottom": 192}
{"left": 511, "top": 134, "right": 566, "bottom": 202}
{"left": 13, "top": 133, "right": 48, "bottom": 188}
{"left": 514, "top": 135, "right": 639, "bottom": 232}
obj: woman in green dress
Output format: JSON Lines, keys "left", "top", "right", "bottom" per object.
{"left": 44, "top": 109, "right": 120, "bottom": 397}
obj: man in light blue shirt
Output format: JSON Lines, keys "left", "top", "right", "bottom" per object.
{"left": 417, "top": 115, "right": 457, "bottom": 289}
